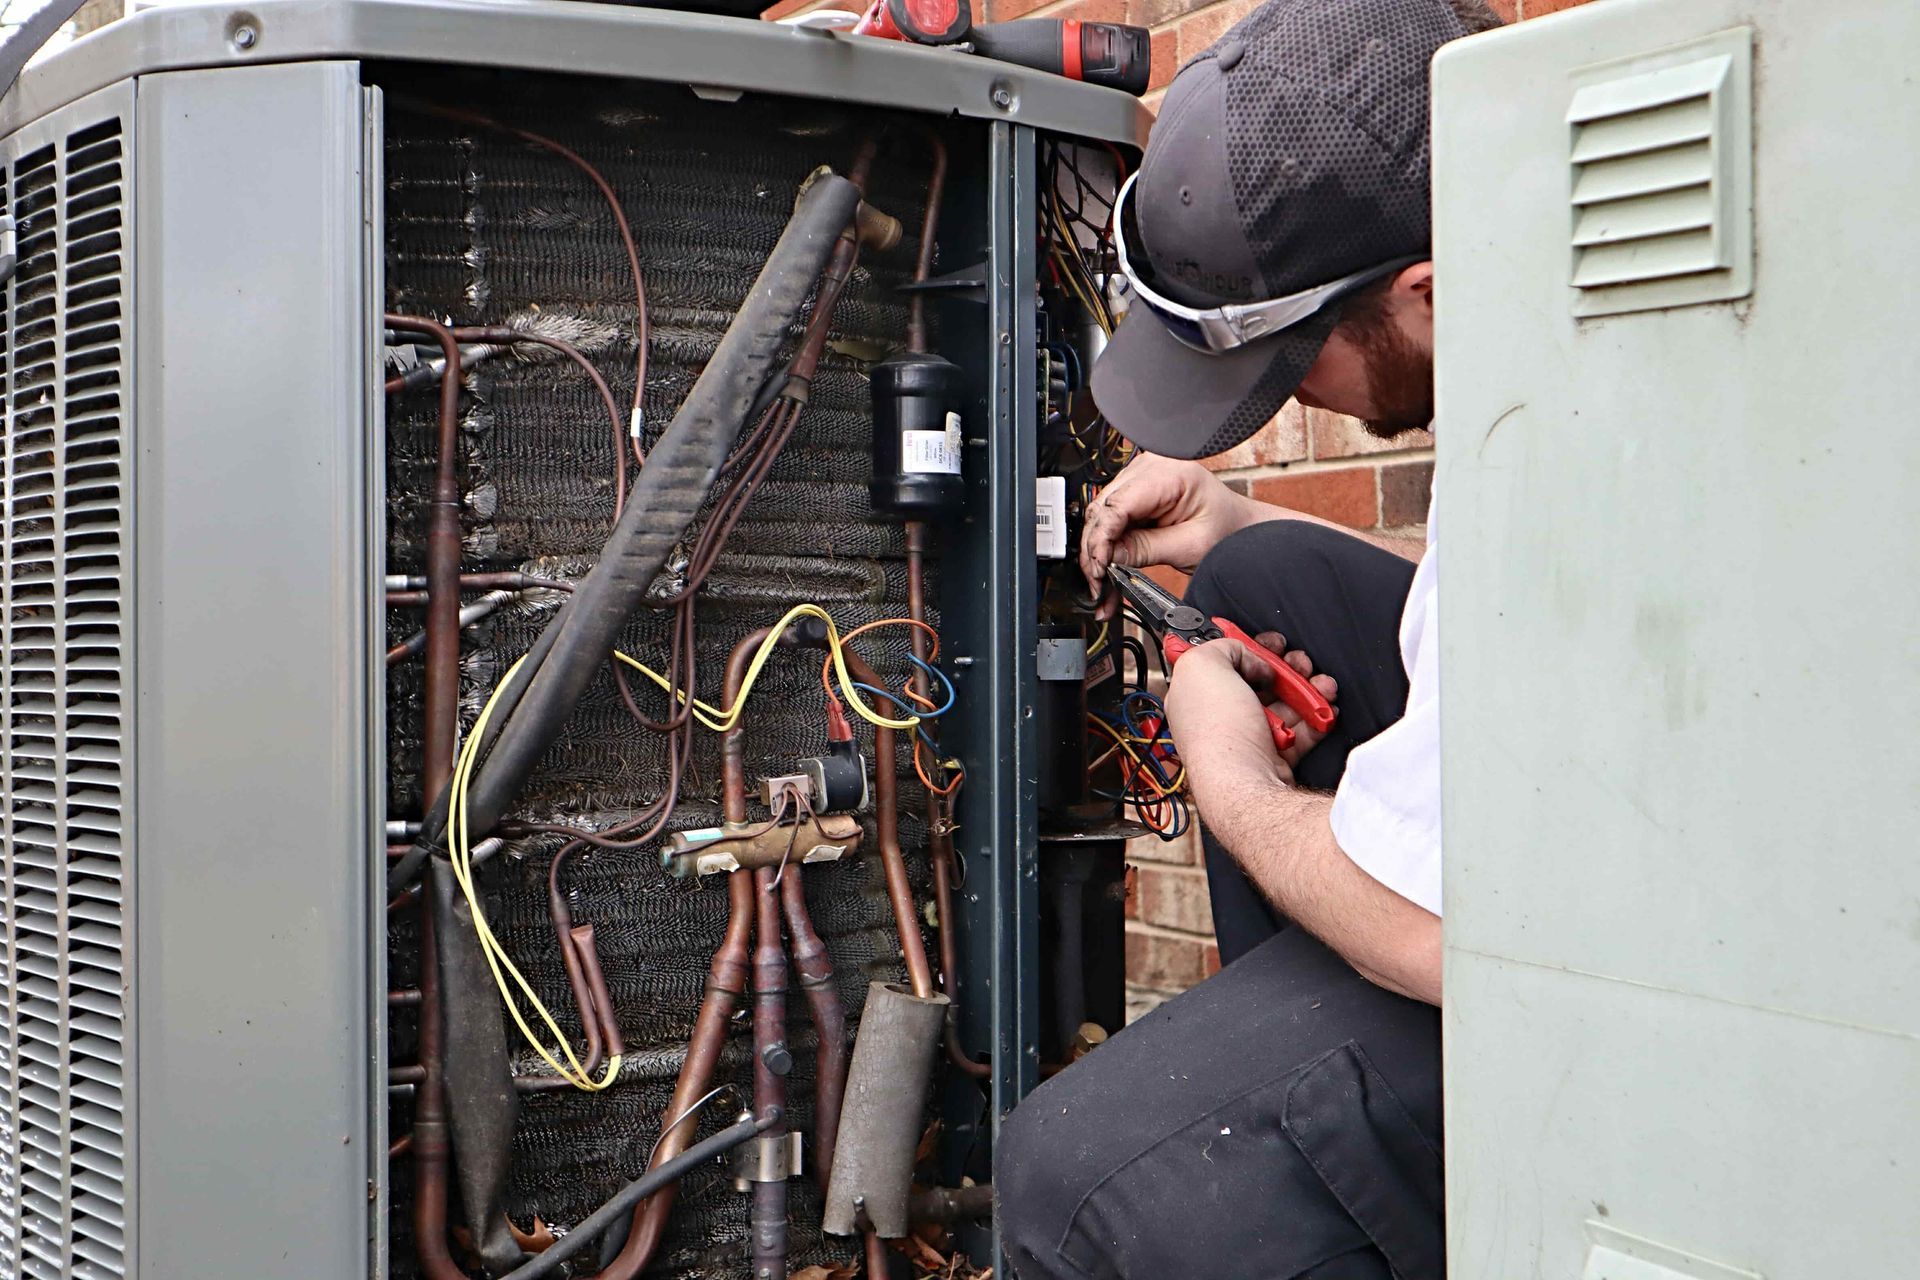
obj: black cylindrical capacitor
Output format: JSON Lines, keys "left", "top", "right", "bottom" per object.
{"left": 870, "top": 351, "right": 966, "bottom": 518}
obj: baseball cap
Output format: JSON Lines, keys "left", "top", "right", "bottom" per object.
{"left": 1092, "top": 0, "right": 1468, "bottom": 460}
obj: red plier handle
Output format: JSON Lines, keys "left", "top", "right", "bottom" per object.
{"left": 1163, "top": 617, "right": 1337, "bottom": 754}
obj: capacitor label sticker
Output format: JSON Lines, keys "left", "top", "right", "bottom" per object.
{"left": 903, "top": 428, "right": 962, "bottom": 475}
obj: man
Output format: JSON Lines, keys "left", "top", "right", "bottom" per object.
{"left": 995, "top": 1, "right": 1502, "bottom": 1276}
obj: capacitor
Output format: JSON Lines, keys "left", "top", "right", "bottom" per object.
{"left": 869, "top": 350, "right": 965, "bottom": 518}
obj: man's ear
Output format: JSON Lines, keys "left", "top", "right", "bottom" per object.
{"left": 1393, "top": 260, "right": 1436, "bottom": 318}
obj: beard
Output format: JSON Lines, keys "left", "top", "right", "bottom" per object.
{"left": 1335, "top": 288, "right": 1436, "bottom": 439}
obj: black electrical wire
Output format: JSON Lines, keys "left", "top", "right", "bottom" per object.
{"left": 1117, "top": 634, "right": 1152, "bottom": 692}
{"left": 1121, "top": 604, "right": 1168, "bottom": 681}
{"left": 497, "top": 1108, "right": 780, "bottom": 1280}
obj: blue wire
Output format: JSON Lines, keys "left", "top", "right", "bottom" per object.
{"left": 1120, "top": 690, "right": 1166, "bottom": 741}
{"left": 1045, "top": 340, "right": 1083, "bottom": 389}
{"left": 1116, "top": 692, "right": 1180, "bottom": 790}
{"left": 904, "top": 655, "right": 956, "bottom": 718}
{"left": 851, "top": 682, "right": 949, "bottom": 760}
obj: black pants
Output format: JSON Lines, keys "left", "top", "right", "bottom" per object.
{"left": 997, "top": 521, "right": 1441, "bottom": 1280}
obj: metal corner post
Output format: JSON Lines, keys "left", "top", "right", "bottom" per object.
{"left": 982, "top": 120, "right": 1041, "bottom": 1270}
{"left": 984, "top": 117, "right": 1041, "bottom": 1121}
{"left": 133, "top": 59, "right": 376, "bottom": 1277}
{"left": 923, "top": 114, "right": 1042, "bottom": 1272}
{"left": 361, "top": 78, "right": 391, "bottom": 1279}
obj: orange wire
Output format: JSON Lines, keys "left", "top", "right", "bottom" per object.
{"left": 818, "top": 617, "right": 940, "bottom": 694}
{"left": 915, "top": 735, "right": 963, "bottom": 796}
{"left": 1086, "top": 716, "right": 1181, "bottom": 799}
{"left": 817, "top": 617, "right": 964, "bottom": 797}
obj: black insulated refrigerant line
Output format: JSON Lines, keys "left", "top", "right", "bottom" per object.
{"left": 498, "top": 1110, "right": 783, "bottom": 1280}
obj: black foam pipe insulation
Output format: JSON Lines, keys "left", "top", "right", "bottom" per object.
{"left": 389, "top": 169, "right": 861, "bottom": 895}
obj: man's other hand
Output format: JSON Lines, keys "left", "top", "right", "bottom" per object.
{"left": 1081, "top": 454, "right": 1255, "bottom": 616}
{"left": 1164, "top": 630, "right": 1339, "bottom": 782}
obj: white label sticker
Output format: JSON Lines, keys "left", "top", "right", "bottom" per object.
{"left": 903, "top": 428, "right": 962, "bottom": 475}
{"left": 1036, "top": 474, "right": 1069, "bottom": 560}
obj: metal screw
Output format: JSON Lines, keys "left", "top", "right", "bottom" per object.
{"left": 952, "top": 655, "right": 975, "bottom": 668}
{"left": 991, "top": 85, "right": 1013, "bottom": 108}
{"left": 231, "top": 23, "right": 257, "bottom": 48}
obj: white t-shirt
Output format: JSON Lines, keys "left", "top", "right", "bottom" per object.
{"left": 1327, "top": 501, "right": 1441, "bottom": 915}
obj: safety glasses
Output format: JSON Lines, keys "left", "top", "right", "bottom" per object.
{"left": 1111, "top": 170, "right": 1418, "bottom": 354}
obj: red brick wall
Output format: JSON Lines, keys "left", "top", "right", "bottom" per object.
{"left": 759, "top": 0, "right": 1602, "bottom": 1004}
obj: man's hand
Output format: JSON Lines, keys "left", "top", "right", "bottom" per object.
{"left": 1080, "top": 455, "right": 1258, "bottom": 615}
{"left": 1163, "top": 631, "right": 1339, "bottom": 780}
{"left": 1163, "top": 632, "right": 1439, "bottom": 1005}
{"left": 1080, "top": 451, "right": 1424, "bottom": 619}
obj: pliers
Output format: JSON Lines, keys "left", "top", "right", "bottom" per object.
{"left": 1107, "top": 563, "right": 1337, "bottom": 753}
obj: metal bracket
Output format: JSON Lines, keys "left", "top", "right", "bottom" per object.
{"left": 732, "top": 1131, "right": 804, "bottom": 1188}
{"left": 1036, "top": 637, "right": 1087, "bottom": 682}
{"left": 896, "top": 260, "right": 990, "bottom": 305}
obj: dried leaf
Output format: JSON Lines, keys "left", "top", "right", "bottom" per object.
{"left": 900, "top": 1232, "right": 950, "bottom": 1272}
{"left": 508, "top": 1216, "right": 557, "bottom": 1252}
{"left": 914, "top": 1119, "right": 943, "bottom": 1166}
{"left": 789, "top": 1265, "right": 858, "bottom": 1280}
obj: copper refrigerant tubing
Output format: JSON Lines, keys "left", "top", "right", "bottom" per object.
{"left": 838, "top": 648, "right": 936, "bottom": 1000}
{"left": 450, "top": 326, "right": 627, "bottom": 518}
{"left": 389, "top": 96, "right": 651, "bottom": 446}
{"left": 539, "top": 845, "right": 607, "bottom": 1083}
{"left": 386, "top": 573, "right": 576, "bottom": 606}
{"left": 383, "top": 312, "right": 471, "bottom": 1280}
{"left": 751, "top": 862, "right": 792, "bottom": 1279}
{"left": 598, "top": 628, "right": 775, "bottom": 1280}
{"left": 906, "top": 521, "right": 989, "bottom": 1078}
{"left": 907, "top": 131, "right": 946, "bottom": 355}
{"left": 901, "top": 142, "right": 985, "bottom": 1073}
{"left": 780, "top": 865, "right": 847, "bottom": 1189}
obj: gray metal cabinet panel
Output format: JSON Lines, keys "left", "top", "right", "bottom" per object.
{"left": 133, "top": 60, "right": 375, "bottom": 1278}
{"left": 1446, "top": 951, "right": 1920, "bottom": 1279}
{"left": 1432, "top": 0, "right": 1920, "bottom": 1038}
{"left": 1435, "top": 0, "right": 1920, "bottom": 1274}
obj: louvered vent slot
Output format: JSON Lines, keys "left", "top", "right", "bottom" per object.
{"left": 1566, "top": 29, "right": 1752, "bottom": 318}
{"left": 2, "top": 109, "right": 130, "bottom": 1280}
{"left": 0, "top": 149, "right": 15, "bottom": 1280}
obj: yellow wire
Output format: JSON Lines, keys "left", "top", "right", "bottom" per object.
{"left": 442, "top": 604, "right": 924, "bottom": 1089}
{"left": 1088, "top": 620, "right": 1110, "bottom": 658}
{"left": 449, "top": 656, "right": 621, "bottom": 1091}
{"left": 1086, "top": 715, "right": 1186, "bottom": 795}
{"left": 611, "top": 602, "right": 919, "bottom": 734}
{"left": 1049, "top": 197, "right": 1114, "bottom": 336}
